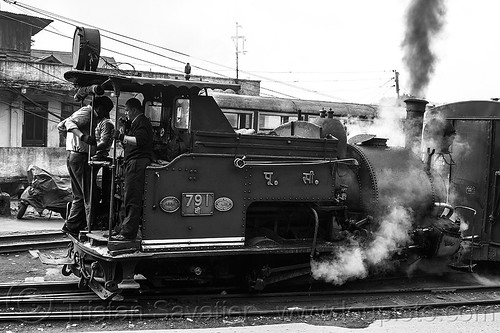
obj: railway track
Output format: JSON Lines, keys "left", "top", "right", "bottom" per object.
{"left": 0, "top": 231, "right": 69, "bottom": 253}
{"left": 0, "top": 272, "right": 499, "bottom": 321}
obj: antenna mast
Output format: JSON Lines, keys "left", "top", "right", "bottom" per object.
{"left": 231, "top": 22, "right": 246, "bottom": 80}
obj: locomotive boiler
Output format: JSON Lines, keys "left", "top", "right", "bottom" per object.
{"left": 42, "top": 27, "right": 464, "bottom": 300}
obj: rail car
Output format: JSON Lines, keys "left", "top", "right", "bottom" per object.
{"left": 41, "top": 28, "right": 467, "bottom": 300}
{"left": 210, "top": 92, "right": 377, "bottom": 133}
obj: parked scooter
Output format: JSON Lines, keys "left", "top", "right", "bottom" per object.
{"left": 17, "top": 165, "right": 72, "bottom": 219}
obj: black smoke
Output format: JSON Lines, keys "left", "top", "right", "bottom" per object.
{"left": 402, "top": 0, "right": 446, "bottom": 97}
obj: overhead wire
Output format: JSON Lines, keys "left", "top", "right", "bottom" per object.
{"left": 0, "top": 71, "right": 75, "bottom": 121}
{"left": 5, "top": 1, "right": 226, "bottom": 77}
{"left": 0, "top": 11, "right": 184, "bottom": 75}
{"left": 0, "top": 51, "right": 68, "bottom": 83}
{"left": 5, "top": 1, "right": 363, "bottom": 101}
{"left": 0, "top": 98, "right": 59, "bottom": 124}
{"left": 4, "top": 0, "right": 398, "bottom": 102}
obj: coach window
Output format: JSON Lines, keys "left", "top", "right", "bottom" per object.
{"left": 224, "top": 112, "right": 253, "bottom": 130}
{"left": 258, "top": 113, "right": 298, "bottom": 132}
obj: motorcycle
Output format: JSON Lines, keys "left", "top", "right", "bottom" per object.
{"left": 17, "top": 165, "right": 72, "bottom": 219}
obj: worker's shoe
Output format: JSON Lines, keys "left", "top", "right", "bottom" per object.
{"left": 61, "top": 224, "right": 79, "bottom": 238}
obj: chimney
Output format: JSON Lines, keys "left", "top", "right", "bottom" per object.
{"left": 404, "top": 98, "right": 428, "bottom": 150}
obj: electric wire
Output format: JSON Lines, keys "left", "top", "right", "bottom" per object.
{"left": 4, "top": 2, "right": 224, "bottom": 77}
{"left": 0, "top": 71, "right": 74, "bottom": 121}
{"left": 0, "top": 99, "right": 59, "bottom": 124}
{"left": 4, "top": 0, "right": 398, "bottom": 103}
{"left": 4, "top": 0, "right": 384, "bottom": 101}
{"left": 0, "top": 51, "right": 69, "bottom": 83}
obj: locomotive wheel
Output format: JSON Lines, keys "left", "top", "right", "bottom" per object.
{"left": 16, "top": 202, "right": 28, "bottom": 219}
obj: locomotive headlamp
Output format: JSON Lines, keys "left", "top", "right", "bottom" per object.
{"left": 72, "top": 27, "right": 101, "bottom": 71}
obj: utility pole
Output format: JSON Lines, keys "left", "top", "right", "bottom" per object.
{"left": 393, "top": 69, "right": 400, "bottom": 99}
{"left": 231, "top": 22, "right": 246, "bottom": 80}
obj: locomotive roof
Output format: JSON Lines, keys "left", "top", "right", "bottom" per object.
{"left": 431, "top": 100, "right": 500, "bottom": 119}
{"left": 64, "top": 70, "right": 241, "bottom": 95}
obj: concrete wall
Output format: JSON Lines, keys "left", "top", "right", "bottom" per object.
{"left": 0, "top": 147, "right": 68, "bottom": 193}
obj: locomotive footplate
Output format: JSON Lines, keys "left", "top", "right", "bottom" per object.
{"left": 85, "top": 231, "right": 108, "bottom": 246}
{"left": 72, "top": 236, "right": 343, "bottom": 261}
{"left": 84, "top": 231, "right": 141, "bottom": 255}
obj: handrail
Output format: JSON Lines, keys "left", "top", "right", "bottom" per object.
{"left": 233, "top": 156, "right": 358, "bottom": 169}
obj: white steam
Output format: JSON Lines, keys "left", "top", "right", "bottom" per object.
{"left": 311, "top": 205, "right": 413, "bottom": 285}
{"left": 310, "top": 241, "right": 367, "bottom": 285}
{"left": 473, "top": 274, "right": 500, "bottom": 287}
{"left": 366, "top": 206, "right": 413, "bottom": 265}
{"left": 347, "top": 101, "right": 406, "bottom": 148}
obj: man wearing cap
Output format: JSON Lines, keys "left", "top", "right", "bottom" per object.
{"left": 58, "top": 96, "right": 114, "bottom": 236}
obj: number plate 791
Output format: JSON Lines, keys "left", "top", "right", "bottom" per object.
{"left": 181, "top": 193, "right": 214, "bottom": 216}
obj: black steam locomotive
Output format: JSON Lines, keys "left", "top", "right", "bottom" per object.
{"left": 42, "top": 28, "right": 470, "bottom": 300}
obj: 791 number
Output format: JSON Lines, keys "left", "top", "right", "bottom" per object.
{"left": 181, "top": 192, "right": 214, "bottom": 216}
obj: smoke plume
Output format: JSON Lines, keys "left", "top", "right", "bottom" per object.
{"left": 402, "top": 0, "right": 446, "bottom": 97}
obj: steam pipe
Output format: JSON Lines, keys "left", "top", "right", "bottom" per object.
{"left": 87, "top": 94, "right": 96, "bottom": 234}
{"left": 74, "top": 85, "right": 104, "bottom": 102}
{"left": 434, "top": 202, "right": 454, "bottom": 218}
{"left": 310, "top": 207, "right": 319, "bottom": 259}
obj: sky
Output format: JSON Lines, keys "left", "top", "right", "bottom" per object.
{"left": 2, "top": 0, "right": 500, "bottom": 105}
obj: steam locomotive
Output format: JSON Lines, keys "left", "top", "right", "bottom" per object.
{"left": 42, "top": 28, "right": 471, "bottom": 300}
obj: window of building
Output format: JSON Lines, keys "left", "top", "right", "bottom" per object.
{"left": 59, "top": 103, "right": 79, "bottom": 147}
{"left": 22, "top": 102, "right": 48, "bottom": 147}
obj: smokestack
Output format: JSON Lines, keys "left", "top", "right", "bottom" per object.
{"left": 404, "top": 98, "right": 428, "bottom": 150}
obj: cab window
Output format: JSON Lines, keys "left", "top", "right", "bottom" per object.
{"left": 174, "top": 98, "right": 190, "bottom": 130}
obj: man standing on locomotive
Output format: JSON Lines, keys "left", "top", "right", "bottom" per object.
{"left": 92, "top": 100, "right": 115, "bottom": 218}
{"left": 58, "top": 96, "right": 114, "bottom": 236}
{"left": 112, "top": 98, "right": 154, "bottom": 241}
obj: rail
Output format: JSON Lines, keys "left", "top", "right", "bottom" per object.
{"left": 0, "top": 231, "right": 69, "bottom": 253}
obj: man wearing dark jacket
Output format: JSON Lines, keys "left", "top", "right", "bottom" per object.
{"left": 113, "top": 98, "right": 153, "bottom": 241}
